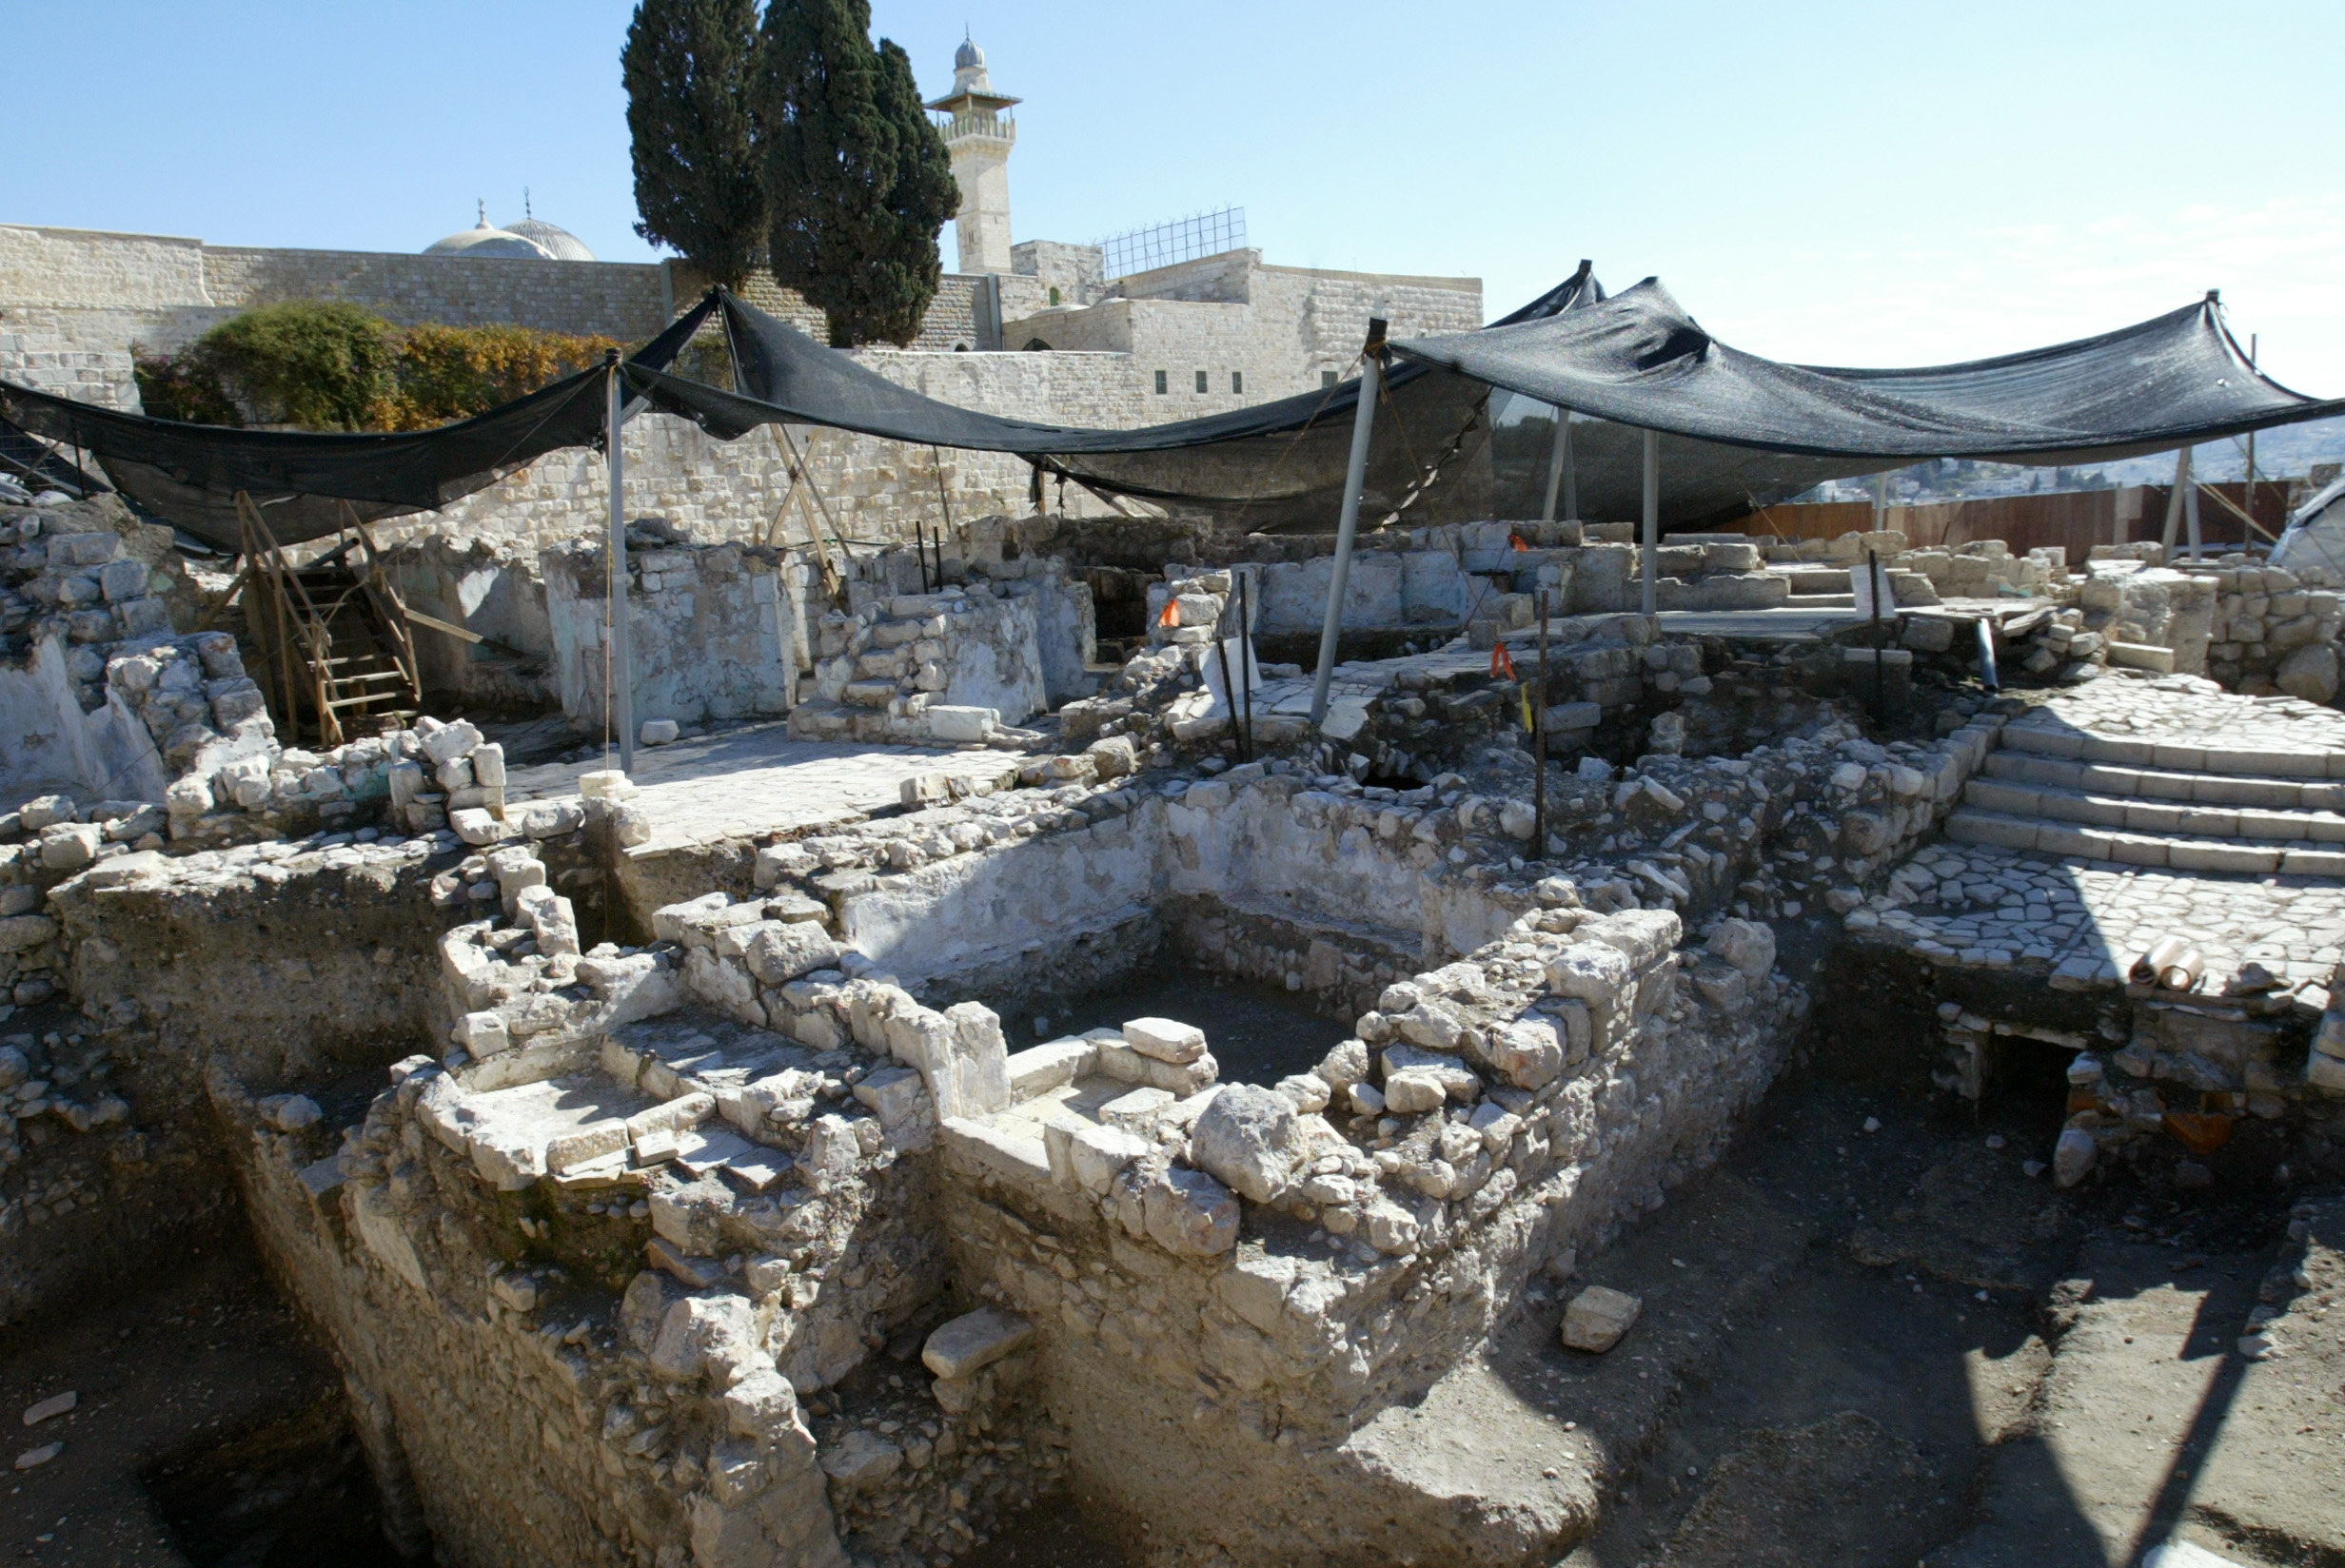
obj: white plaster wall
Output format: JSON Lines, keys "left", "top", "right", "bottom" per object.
{"left": 837, "top": 810, "right": 1164, "bottom": 985}
{"left": 544, "top": 545, "right": 805, "bottom": 730}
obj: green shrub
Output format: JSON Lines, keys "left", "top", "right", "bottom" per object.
{"left": 131, "top": 304, "right": 620, "bottom": 432}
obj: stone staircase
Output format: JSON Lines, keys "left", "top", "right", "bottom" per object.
{"left": 1945, "top": 702, "right": 2345, "bottom": 876}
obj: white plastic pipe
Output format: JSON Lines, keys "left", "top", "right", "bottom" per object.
{"left": 1540, "top": 405, "right": 1575, "bottom": 525}
{"left": 1310, "top": 330, "right": 1384, "bottom": 726}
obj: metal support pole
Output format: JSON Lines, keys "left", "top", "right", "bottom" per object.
{"left": 1310, "top": 320, "right": 1386, "bottom": 726}
{"left": 2185, "top": 460, "right": 2203, "bottom": 561}
{"left": 2245, "top": 334, "right": 2258, "bottom": 544}
{"left": 1540, "top": 406, "right": 1574, "bottom": 525}
{"left": 607, "top": 363, "right": 636, "bottom": 776}
{"left": 2161, "top": 447, "right": 2189, "bottom": 550}
{"left": 1639, "top": 428, "right": 1660, "bottom": 617}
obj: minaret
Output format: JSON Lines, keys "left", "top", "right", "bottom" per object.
{"left": 924, "top": 34, "right": 1017, "bottom": 275}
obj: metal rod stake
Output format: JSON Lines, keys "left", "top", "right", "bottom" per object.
{"left": 1533, "top": 588, "right": 1548, "bottom": 852}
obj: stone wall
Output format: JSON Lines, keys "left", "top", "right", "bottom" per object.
{"left": 545, "top": 537, "right": 811, "bottom": 733}
{"left": 0, "top": 225, "right": 679, "bottom": 408}
{"left": 1006, "top": 249, "right": 1485, "bottom": 405}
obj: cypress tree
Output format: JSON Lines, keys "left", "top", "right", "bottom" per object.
{"left": 759, "top": 0, "right": 959, "bottom": 346}
{"left": 622, "top": 0, "right": 767, "bottom": 290}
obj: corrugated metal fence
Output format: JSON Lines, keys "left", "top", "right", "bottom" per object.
{"left": 1734, "top": 483, "right": 2296, "bottom": 559}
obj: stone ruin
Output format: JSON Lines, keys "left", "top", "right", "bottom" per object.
{"left": 1, "top": 480, "right": 2341, "bottom": 1567}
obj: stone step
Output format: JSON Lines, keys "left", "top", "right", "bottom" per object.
{"left": 1980, "top": 750, "right": 2345, "bottom": 811}
{"left": 1961, "top": 776, "right": 2345, "bottom": 843}
{"left": 1942, "top": 806, "right": 2345, "bottom": 875}
{"left": 1999, "top": 716, "right": 2345, "bottom": 778}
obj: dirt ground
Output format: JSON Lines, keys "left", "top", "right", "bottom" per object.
{"left": 0, "top": 1233, "right": 393, "bottom": 1567}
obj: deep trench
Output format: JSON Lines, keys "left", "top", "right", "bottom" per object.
{"left": 9, "top": 877, "right": 2306, "bottom": 1567}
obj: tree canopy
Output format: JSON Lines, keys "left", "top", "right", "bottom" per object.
{"left": 757, "top": 0, "right": 958, "bottom": 346}
{"left": 622, "top": 0, "right": 768, "bottom": 290}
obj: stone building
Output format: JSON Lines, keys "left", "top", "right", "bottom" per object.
{"left": 0, "top": 37, "right": 1480, "bottom": 551}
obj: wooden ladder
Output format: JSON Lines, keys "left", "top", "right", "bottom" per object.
{"left": 234, "top": 494, "right": 424, "bottom": 748}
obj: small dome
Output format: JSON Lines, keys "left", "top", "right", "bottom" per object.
{"left": 502, "top": 216, "right": 596, "bottom": 262}
{"left": 955, "top": 35, "right": 983, "bottom": 70}
{"left": 424, "top": 205, "right": 555, "bottom": 260}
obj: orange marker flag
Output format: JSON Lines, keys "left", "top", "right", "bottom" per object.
{"left": 1490, "top": 642, "right": 1518, "bottom": 679}
{"left": 1156, "top": 598, "right": 1181, "bottom": 628}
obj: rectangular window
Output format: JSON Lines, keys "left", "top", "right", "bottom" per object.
{"left": 1154, "top": 370, "right": 1168, "bottom": 395}
{"left": 1321, "top": 370, "right": 1338, "bottom": 389}
{"left": 1232, "top": 370, "right": 1244, "bottom": 394}
{"left": 1195, "top": 370, "right": 1209, "bottom": 394}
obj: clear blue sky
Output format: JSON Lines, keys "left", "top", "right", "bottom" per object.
{"left": 13, "top": 1, "right": 2343, "bottom": 387}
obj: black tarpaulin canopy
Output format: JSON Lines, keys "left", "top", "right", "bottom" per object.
{"left": 1401, "top": 277, "right": 2345, "bottom": 522}
{"left": 0, "top": 294, "right": 719, "bottom": 551}
{"left": 628, "top": 273, "right": 2345, "bottom": 528}
{"left": 1395, "top": 277, "right": 2344, "bottom": 461}
{"left": 616, "top": 268, "right": 1604, "bottom": 525}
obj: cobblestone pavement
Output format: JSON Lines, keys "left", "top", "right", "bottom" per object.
{"left": 502, "top": 722, "right": 1029, "bottom": 856}
{"left": 2020, "top": 675, "right": 2345, "bottom": 766}
{"left": 1854, "top": 841, "right": 2345, "bottom": 998}
{"left": 1862, "top": 675, "right": 2345, "bottom": 1003}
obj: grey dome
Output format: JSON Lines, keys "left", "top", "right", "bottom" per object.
{"left": 502, "top": 216, "right": 596, "bottom": 263}
{"left": 955, "top": 36, "right": 983, "bottom": 70}
{"left": 424, "top": 208, "right": 555, "bottom": 260}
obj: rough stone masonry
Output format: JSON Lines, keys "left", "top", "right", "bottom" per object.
{"left": 2, "top": 478, "right": 2342, "bottom": 1567}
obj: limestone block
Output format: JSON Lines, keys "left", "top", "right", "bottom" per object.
{"left": 1561, "top": 1285, "right": 1642, "bottom": 1352}
{"left": 2106, "top": 641, "right": 2177, "bottom": 674}
{"left": 545, "top": 1119, "right": 629, "bottom": 1173}
{"left": 1100, "top": 1086, "right": 1175, "bottom": 1131}
{"left": 416, "top": 716, "right": 483, "bottom": 765}
{"left": 1706, "top": 917, "right": 1776, "bottom": 979}
{"left": 0, "top": 915, "right": 59, "bottom": 952}
{"left": 742, "top": 922, "right": 842, "bottom": 986}
{"left": 1545, "top": 940, "right": 1634, "bottom": 1011}
{"left": 1315, "top": 1039, "right": 1370, "bottom": 1090}
{"left": 2276, "top": 642, "right": 2340, "bottom": 704}
{"left": 449, "top": 807, "right": 512, "bottom": 847}
{"left": 453, "top": 1010, "right": 510, "bottom": 1057}
{"left": 650, "top": 1293, "right": 760, "bottom": 1384}
{"left": 1122, "top": 1016, "right": 1208, "bottom": 1064}
{"left": 1087, "top": 734, "right": 1138, "bottom": 778}
{"left": 1137, "top": 1165, "right": 1240, "bottom": 1256}
{"left": 1485, "top": 1017, "right": 1566, "bottom": 1089}
{"left": 850, "top": 1066, "right": 933, "bottom": 1141}
{"left": 40, "top": 823, "right": 102, "bottom": 870}
{"left": 1044, "top": 1118, "right": 1150, "bottom": 1195}
{"left": 924, "top": 705, "right": 996, "bottom": 742}
{"left": 1188, "top": 1083, "right": 1303, "bottom": 1203}
{"left": 820, "top": 1428, "right": 903, "bottom": 1488}
{"left": 1382, "top": 1068, "right": 1448, "bottom": 1114}
{"left": 1006, "top": 1038, "right": 1095, "bottom": 1099}
{"left": 921, "top": 1307, "right": 1034, "bottom": 1381}
{"left": 1588, "top": 909, "right": 1681, "bottom": 969}
{"left": 1273, "top": 1073, "right": 1332, "bottom": 1114}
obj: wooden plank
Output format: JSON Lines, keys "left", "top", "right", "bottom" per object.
{"left": 403, "top": 606, "right": 483, "bottom": 644}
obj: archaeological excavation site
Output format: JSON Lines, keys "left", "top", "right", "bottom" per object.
{"left": 1, "top": 248, "right": 2342, "bottom": 1568}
